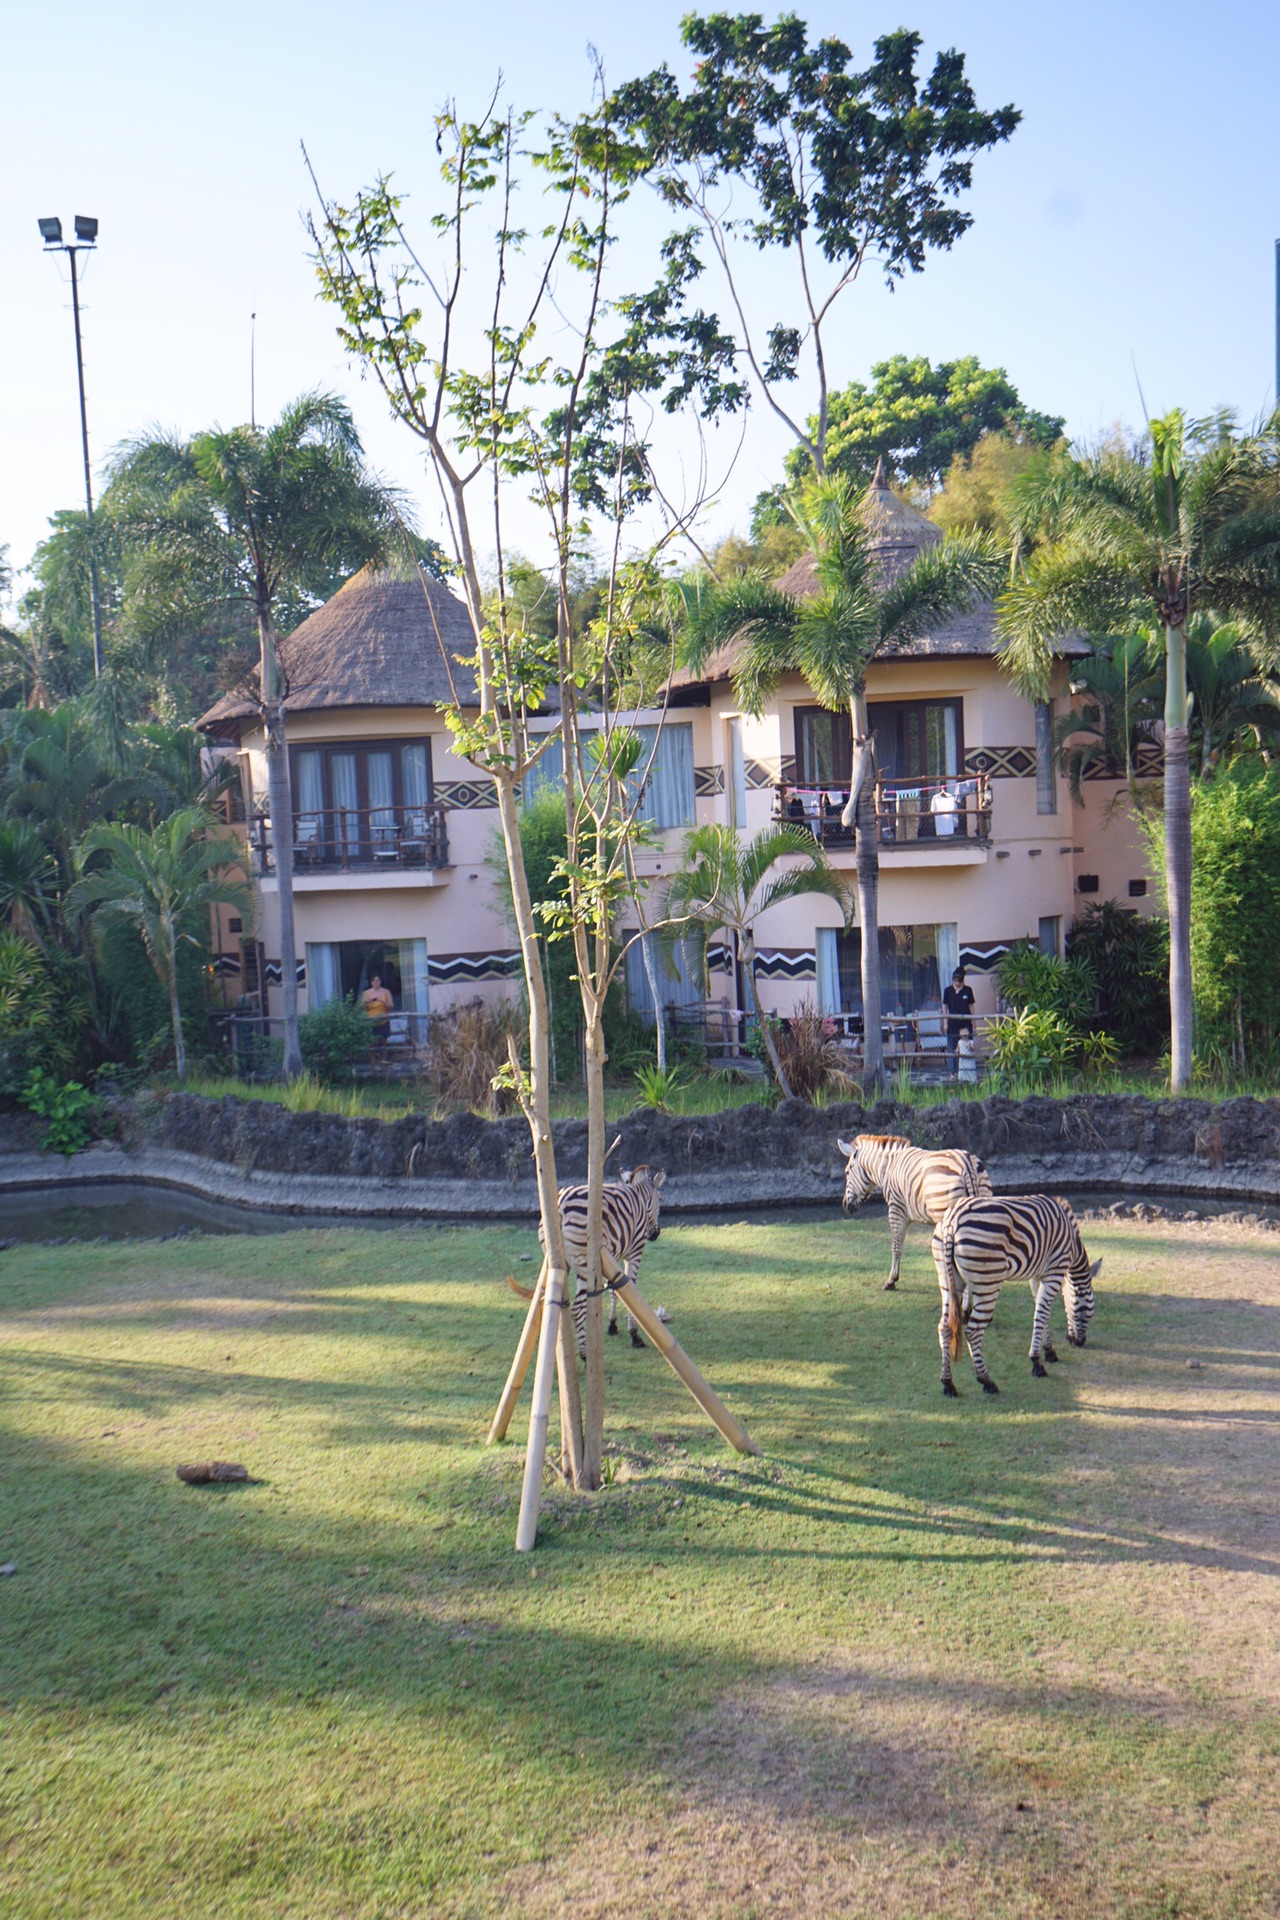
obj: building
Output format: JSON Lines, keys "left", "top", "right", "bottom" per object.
{"left": 199, "top": 481, "right": 1156, "bottom": 1050}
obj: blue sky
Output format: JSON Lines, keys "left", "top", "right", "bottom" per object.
{"left": 4, "top": 0, "right": 1278, "bottom": 603}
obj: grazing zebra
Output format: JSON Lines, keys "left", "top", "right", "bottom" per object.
{"left": 931, "top": 1193, "right": 1100, "bottom": 1397}
{"left": 522, "top": 1166, "right": 667, "bottom": 1354}
{"left": 837, "top": 1134, "right": 993, "bottom": 1290}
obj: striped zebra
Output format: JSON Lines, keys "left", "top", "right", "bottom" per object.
{"left": 837, "top": 1134, "right": 993, "bottom": 1290}
{"left": 521, "top": 1165, "right": 667, "bottom": 1355}
{"left": 931, "top": 1193, "right": 1100, "bottom": 1397}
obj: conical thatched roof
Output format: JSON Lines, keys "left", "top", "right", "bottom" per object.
{"left": 198, "top": 564, "right": 481, "bottom": 731}
{"left": 773, "top": 458, "right": 943, "bottom": 603}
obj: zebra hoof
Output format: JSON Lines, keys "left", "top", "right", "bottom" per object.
{"left": 1044, "top": 1346, "right": 1060, "bottom": 1364}
{"left": 981, "top": 1378, "right": 1000, "bottom": 1395}
{"left": 1067, "top": 1332, "right": 1086, "bottom": 1347}
{"left": 1031, "top": 1359, "right": 1048, "bottom": 1378}
{"left": 941, "top": 1379, "right": 959, "bottom": 1398}
{"left": 607, "top": 1322, "right": 619, "bottom": 1336}
{"left": 883, "top": 1279, "right": 898, "bottom": 1291}
{"left": 630, "top": 1332, "right": 645, "bottom": 1349}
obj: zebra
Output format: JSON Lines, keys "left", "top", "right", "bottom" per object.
{"left": 509, "top": 1165, "right": 667, "bottom": 1355}
{"left": 837, "top": 1134, "right": 993, "bottom": 1290}
{"left": 931, "top": 1193, "right": 1100, "bottom": 1397}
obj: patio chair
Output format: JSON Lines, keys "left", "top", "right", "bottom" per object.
{"left": 294, "top": 814, "right": 321, "bottom": 866}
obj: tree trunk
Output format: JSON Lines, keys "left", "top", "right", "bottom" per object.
{"left": 1164, "top": 622, "right": 1193, "bottom": 1092}
{"left": 164, "top": 918, "right": 186, "bottom": 1082}
{"left": 258, "top": 614, "right": 303, "bottom": 1081}
{"left": 580, "top": 1001, "right": 607, "bottom": 1491}
{"left": 844, "top": 699, "right": 883, "bottom": 1084}
{"left": 742, "top": 932, "right": 792, "bottom": 1097}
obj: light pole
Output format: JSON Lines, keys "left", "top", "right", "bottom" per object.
{"left": 38, "top": 215, "right": 105, "bottom": 679}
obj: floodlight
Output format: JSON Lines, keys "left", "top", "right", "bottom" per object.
{"left": 74, "top": 215, "right": 98, "bottom": 243}
{"left": 38, "top": 216, "right": 63, "bottom": 244}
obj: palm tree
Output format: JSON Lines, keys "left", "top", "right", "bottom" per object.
{"left": 1183, "top": 616, "right": 1280, "bottom": 774}
{"left": 1055, "top": 634, "right": 1163, "bottom": 806}
{"left": 681, "top": 473, "right": 1001, "bottom": 1077}
{"left": 997, "top": 410, "right": 1280, "bottom": 1090}
{"left": 67, "top": 808, "right": 253, "bottom": 1082}
{"left": 664, "top": 823, "right": 851, "bottom": 1097}
{"left": 108, "top": 394, "right": 401, "bottom": 1078}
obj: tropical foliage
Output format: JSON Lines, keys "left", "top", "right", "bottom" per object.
{"left": 1068, "top": 900, "right": 1169, "bottom": 1057}
{"left": 996, "top": 409, "right": 1280, "bottom": 1090}
{"left": 1188, "top": 760, "right": 1280, "bottom": 1069}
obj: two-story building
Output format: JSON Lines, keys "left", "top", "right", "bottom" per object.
{"left": 199, "top": 480, "right": 1156, "bottom": 1048}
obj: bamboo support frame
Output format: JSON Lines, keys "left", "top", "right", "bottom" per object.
{"left": 605, "top": 1252, "right": 761, "bottom": 1458}
{"left": 515, "top": 1264, "right": 567, "bottom": 1552}
{"left": 488, "top": 1263, "right": 546, "bottom": 1445}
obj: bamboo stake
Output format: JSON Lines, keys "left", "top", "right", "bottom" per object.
{"left": 488, "top": 1262, "right": 546, "bottom": 1445}
{"left": 516, "top": 1264, "right": 567, "bottom": 1551}
{"left": 605, "top": 1254, "right": 761, "bottom": 1458}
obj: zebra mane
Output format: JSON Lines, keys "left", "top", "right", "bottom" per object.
{"left": 857, "top": 1133, "right": 913, "bottom": 1149}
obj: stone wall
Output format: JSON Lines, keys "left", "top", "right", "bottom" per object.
{"left": 66, "top": 1089, "right": 1280, "bottom": 1218}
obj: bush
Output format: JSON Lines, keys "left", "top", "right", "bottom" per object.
{"left": 774, "top": 1001, "right": 856, "bottom": 1103}
{"left": 1068, "top": 900, "right": 1168, "bottom": 1056}
{"left": 298, "top": 995, "right": 371, "bottom": 1081}
{"left": 996, "top": 942, "right": 1096, "bottom": 1026}
{"left": 633, "top": 1064, "right": 686, "bottom": 1111}
{"left": 1189, "top": 761, "right": 1280, "bottom": 1067}
{"left": 985, "top": 1009, "right": 1120, "bottom": 1086}
{"left": 20, "top": 1068, "right": 103, "bottom": 1156}
{"left": 425, "top": 999, "right": 520, "bottom": 1116}
{"left": 0, "top": 932, "right": 87, "bottom": 1102}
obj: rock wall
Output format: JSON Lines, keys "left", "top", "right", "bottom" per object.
{"left": 59, "top": 1089, "right": 1280, "bottom": 1218}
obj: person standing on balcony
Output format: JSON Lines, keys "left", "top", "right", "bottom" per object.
{"left": 943, "top": 967, "right": 975, "bottom": 1075}
{"left": 930, "top": 780, "right": 958, "bottom": 837}
{"left": 362, "top": 973, "right": 395, "bottom": 1046}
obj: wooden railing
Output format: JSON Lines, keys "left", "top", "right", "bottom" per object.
{"left": 249, "top": 803, "right": 449, "bottom": 874}
{"left": 772, "top": 773, "right": 993, "bottom": 847}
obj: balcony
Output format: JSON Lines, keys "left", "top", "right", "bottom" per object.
{"left": 249, "top": 803, "right": 450, "bottom": 878}
{"left": 772, "top": 773, "right": 992, "bottom": 857}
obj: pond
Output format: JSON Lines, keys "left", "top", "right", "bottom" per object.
{"left": 2, "top": 1177, "right": 1276, "bottom": 1247}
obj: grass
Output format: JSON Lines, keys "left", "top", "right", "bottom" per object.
{"left": 3, "top": 1214, "right": 1279, "bottom": 1917}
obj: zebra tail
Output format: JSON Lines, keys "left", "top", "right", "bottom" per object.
{"left": 507, "top": 1275, "right": 536, "bottom": 1301}
{"left": 942, "top": 1221, "right": 964, "bottom": 1361}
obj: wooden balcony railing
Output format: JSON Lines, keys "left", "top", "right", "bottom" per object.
{"left": 772, "top": 773, "right": 993, "bottom": 848}
{"left": 249, "top": 803, "right": 450, "bottom": 875}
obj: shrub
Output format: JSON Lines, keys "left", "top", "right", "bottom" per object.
{"left": 996, "top": 941, "right": 1096, "bottom": 1026}
{"left": 774, "top": 1001, "right": 856, "bottom": 1103}
{"left": 20, "top": 1068, "right": 103, "bottom": 1156}
{"left": 633, "top": 1064, "right": 686, "bottom": 1111}
{"left": 985, "top": 1008, "right": 1081, "bottom": 1083}
{"left": 425, "top": 999, "right": 520, "bottom": 1115}
{"left": 1188, "top": 760, "right": 1280, "bottom": 1068}
{"left": 0, "top": 932, "right": 86, "bottom": 1101}
{"left": 298, "top": 995, "right": 372, "bottom": 1081}
{"left": 1068, "top": 900, "right": 1168, "bottom": 1056}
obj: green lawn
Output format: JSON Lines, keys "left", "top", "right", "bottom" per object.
{"left": 2, "top": 1213, "right": 1278, "bottom": 1918}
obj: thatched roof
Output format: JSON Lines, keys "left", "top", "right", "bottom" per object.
{"left": 198, "top": 564, "right": 481, "bottom": 732}
{"left": 670, "top": 462, "right": 1086, "bottom": 690}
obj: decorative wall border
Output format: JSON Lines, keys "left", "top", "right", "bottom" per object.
{"left": 1081, "top": 741, "right": 1164, "bottom": 780}
{"left": 706, "top": 942, "right": 734, "bottom": 974}
{"left": 964, "top": 746, "right": 1036, "bottom": 779}
{"left": 434, "top": 779, "right": 498, "bottom": 810}
{"left": 694, "top": 764, "right": 725, "bottom": 796}
{"left": 745, "top": 756, "right": 781, "bottom": 789}
{"left": 265, "top": 959, "right": 308, "bottom": 988}
{"left": 427, "top": 950, "right": 522, "bottom": 985}
{"left": 755, "top": 948, "right": 817, "bottom": 980}
{"left": 958, "top": 941, "right": 1015, "bottom": 973}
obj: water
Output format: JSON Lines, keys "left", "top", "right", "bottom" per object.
{"left": 2, "top": 1179, "right": 1277, "bottom": 1248}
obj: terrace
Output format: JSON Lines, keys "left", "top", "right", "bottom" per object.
{"left": 771, "top": 771, "right": 994, "bottom": 851}
{"left": 248, "top": 802, "right": 450, "bottom": 877}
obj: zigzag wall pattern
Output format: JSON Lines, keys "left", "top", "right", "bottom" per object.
{"left": 958, "top": 941, "right": 1015, "bottom": 973}
{"left": 755, "top": 948, "right": 817, "bottom": 980}
{"left": 427, "top": 950, "right": 522, "bottom": 985}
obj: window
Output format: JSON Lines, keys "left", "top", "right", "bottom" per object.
{"left": 626, "top": 930, "right": 703, "bottom": 1019}
{"left": 794, "top": 708, "right": 852, "bottom": 786}
{"left": 291, "top": 738, "right": 432, "bottom": 860}
{"left": 1038, "top": 915, "right": 1061, "bottom": 958}
{"left": 867, "top": 698, "right": 963, "bottom": 781}
{"left": 816, "top": 923, "right": 946, "bottom": 1017}
{"left": 1128, "top": 878, "right": 1147, "bottom": 898}
{"left": 306, "top": 938, "right": 430, "bottom": 1039}
{"left": 1035, "top": 702, "right": 1057, "bottom": 814}
{"left": 523, "top": 724, "right": 695, "bottom": 830}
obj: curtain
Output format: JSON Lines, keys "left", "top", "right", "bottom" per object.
{"left": 626, "top": 932, "right": 701, "bottom": 1016}
{"left": 402, "top": 743, "right": 429, "bottom": 821}
{"left": 728, "top": 718, "right": 746, "bottom": 826}
{"left": 816, "top": 927, "right": 840, "bottom": 1016}
{"left": 935, "top": 923, "right": 959, "bottom": 992}
{"left": 636, "top": 723, "right": 694, "bottom": 829}
{"left": 295, "top": 751, "right": 324, "bottom": 814}
{"left": 398, "top": 938, "right": 430, "bottom": 1042}
{"left": 523, "top": 733, "right": 564, "bottom": 804}
{"left": 306, "top": 942, "right": 340, "bottom": 1008}
{"left": 331, "top": 753, "right": 358, "bottom": 850}
{"left": 368, "top": 749, "right": 395, "bottom": 843}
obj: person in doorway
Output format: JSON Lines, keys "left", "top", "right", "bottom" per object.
{"left": 943, "top": 967, "right": 975, "bottom": 1075}
{"left": 930, "top": 780, "right": 958, "bottom": 837}
{"left": 362, "top": 972, "right": 395, "bottom": 1045}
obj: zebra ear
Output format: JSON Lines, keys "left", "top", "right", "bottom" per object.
{"left": 618, "top": 1168, "right": 634, "bottom": 1184}
{"left": 651, "top": 1170, "right": 666, "bottom": 1190}
{"left": 1089, "top": 1257, "right": 1103, "bottom": 1280}
{"left": 837, "top": 1137, "right": 855, "bottom": 1159}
